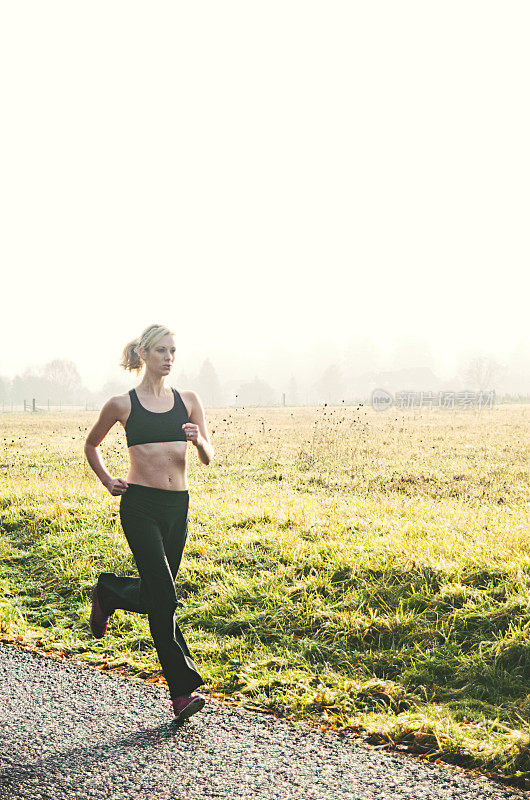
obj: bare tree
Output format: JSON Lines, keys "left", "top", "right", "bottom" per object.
{"left": 461, "top": 355, "right": 503, "bottom": 392}
{"left": 43, "top": 359, "right": 83, "bottom": 398}
{"left": 9, "top": 359, "right": 85, "bottom": 404}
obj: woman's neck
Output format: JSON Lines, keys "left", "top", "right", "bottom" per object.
{"left": 138, "top": 374, "right": 168, "bottom": 398}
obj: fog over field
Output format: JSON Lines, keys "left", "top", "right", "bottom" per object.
{"left": 2, "top": 332, "right": 529, "bottom": 408}
{"left": 1, "top": 2, "right": 528, "bottom": 405}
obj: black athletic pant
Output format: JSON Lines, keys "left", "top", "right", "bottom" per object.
{"left": 96, "top": 483, "right": 204, "bottom": 698}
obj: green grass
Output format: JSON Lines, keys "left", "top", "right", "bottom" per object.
{"left": 1, "top": 405, "right": 530, "bottom": 785}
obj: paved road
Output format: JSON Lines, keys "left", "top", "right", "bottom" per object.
{"left": 0, "top": 643, "right": 526, "bottom": 800}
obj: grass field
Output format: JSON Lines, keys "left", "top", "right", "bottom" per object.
{"left": 0, "top": 404, "right": 529, "bottom": 784}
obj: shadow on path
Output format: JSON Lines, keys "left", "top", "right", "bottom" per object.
{"left": 0, "top": 720, "right": 200, "bottom": 794}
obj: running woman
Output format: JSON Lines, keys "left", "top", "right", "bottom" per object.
{"left": 84, "top": 323, "right": 214, "bottom": 722}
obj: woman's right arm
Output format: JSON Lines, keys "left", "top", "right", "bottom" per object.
{"left": 84, "top": 397, "right": 129, "bottom": 496}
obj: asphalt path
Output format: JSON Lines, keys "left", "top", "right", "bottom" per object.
{"left": 0, "top": 643, "right": 526, "bottom": 800}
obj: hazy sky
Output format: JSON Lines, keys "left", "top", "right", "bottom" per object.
{"left": 1, "top": 1, "right": 528, "bottom": 391}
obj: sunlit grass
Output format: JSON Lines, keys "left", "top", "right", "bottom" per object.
{"left": 0, "top": 404, "right": 529, "bottom": 781}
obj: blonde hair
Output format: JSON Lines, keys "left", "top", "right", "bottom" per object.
{"left": 121, "top": 324, "right": 174, "bottom": 373}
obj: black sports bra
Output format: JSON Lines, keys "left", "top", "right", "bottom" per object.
{"left": 125, "top": 388, "right": 189, "bottom": 447}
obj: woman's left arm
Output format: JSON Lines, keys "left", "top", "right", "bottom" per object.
{"left": 182, "top": 391, "right": 214, "bottom": 466}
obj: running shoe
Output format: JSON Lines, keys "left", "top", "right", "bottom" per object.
{"left": 89, "top": 583, "right": 111, "bottom": 638}
{"left": 172, "top": 693, "right": 206, "bottom": 722}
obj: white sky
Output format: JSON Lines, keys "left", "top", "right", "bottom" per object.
{"left": 1, "top": 1, "right": 528, "bottom": 391}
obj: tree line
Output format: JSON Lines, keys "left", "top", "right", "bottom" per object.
{"left": 0, "top": 358, "right": 294, "bottom": 408}
{"left": 1, "top": 354, "right": 528, "bottom": 409}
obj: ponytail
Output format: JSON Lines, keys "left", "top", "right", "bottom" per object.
{"left": 120, "top": 338, "right": 143, "bottom": 373}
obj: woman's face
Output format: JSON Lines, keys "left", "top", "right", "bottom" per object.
{"left": 142, "top": 334, "right": 176, "bottom": 376}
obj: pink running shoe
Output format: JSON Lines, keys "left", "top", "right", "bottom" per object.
{"left": 172, "top": 693, "right": 206, "bottom": 722}
{"left": 89, "top": 583, "right": 111, "bottom": 639}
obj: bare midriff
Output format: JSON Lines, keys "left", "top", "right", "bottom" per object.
{"left": 126, "top": 441, "right": 189, "bottom": 490}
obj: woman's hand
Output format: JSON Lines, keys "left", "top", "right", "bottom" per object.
{"left": 104, "top": 477, "right": 129, "bottom": 496}
{"left": 182, "top": 423, "right": 202, "bottom": 446}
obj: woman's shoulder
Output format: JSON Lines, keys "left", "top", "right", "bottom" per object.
{"left": 174, "top": 388, "right": 202, "bottom": 418}
{"left": 93, "top": 392, "right": 132, "bottom": 428}
{"left": 103, "top": 391, "right": 132, "bottom": 415}
{"left": 114, "top": 392, "right": 133, "bottom": 426}
{"left": 176, "top": 388, "right": 201, "bottom": 403}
